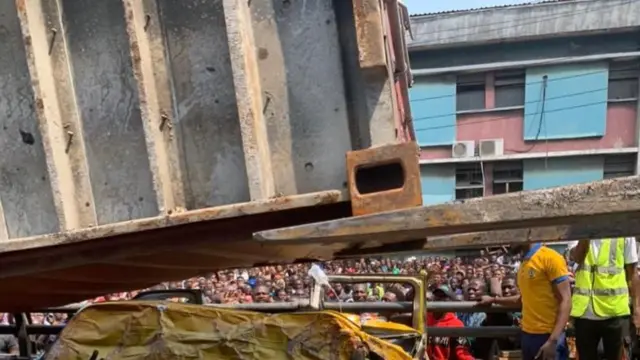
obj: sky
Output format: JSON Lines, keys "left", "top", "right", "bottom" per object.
{"left": 404, "top": 0, "right": 529, "bottom": 15}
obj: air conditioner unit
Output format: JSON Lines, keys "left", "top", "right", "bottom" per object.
{"left": 479, "top": 139, "right": 504, "bottom": 157}
{"left": 451, "top": 141, "right": 475, "bottom": 158}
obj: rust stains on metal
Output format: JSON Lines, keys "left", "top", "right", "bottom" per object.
{"left": 423, "top": 212, "right": 640, "bottom": 250}
{"left": 0, "top": 199, "right": 352, "bottom": 311}
{"left": 122, "top": 0, "right": 186, "bottom": 215}
{"left": 0, "top": 190, "right": 347, "bottom": 255}
{"left": 15, "top": 0, "right": 98, "bottom": 231}
{"left": 222, "top": 0, "right": 276, "bottom": 201}
{"left": 352, "top": 0, "right": 386, "bottom": 69}
{"left": 347, "top": 142, "right": 421, "bottom": 216}
{"left": 254, "top": 176, "right": 640, "bottom": 244}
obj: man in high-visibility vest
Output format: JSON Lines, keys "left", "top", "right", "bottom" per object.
{"left": 569, "top": 238, "right": 640, "bottom": 360}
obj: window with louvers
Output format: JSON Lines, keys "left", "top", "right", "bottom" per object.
{"left": 455, "top": 163, "right": 484, "bottom": 200}
{"left": 495, "top": 69, "right": 525, "bottom": 108}
{"left": 603, "top": 154, "right": 636, "bottom": 179}
{"left": 608, "top": 60, "right": 639, "bottom": 101}
{"left": 493, "top": 161, "right": 523, "bottom": 195}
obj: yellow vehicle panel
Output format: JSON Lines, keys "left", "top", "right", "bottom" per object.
{"left": 341, "top": 313, "right": 420, "bottom": 334}
{"left": 44, "top": 301, "right": 413, "bottom": 360}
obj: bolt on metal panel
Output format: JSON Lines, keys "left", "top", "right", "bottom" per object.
{"left": 249, "top": 0, "right": 353, "bottom": 196}
{"left": 158, "top": 0, "right": 252, "bottom": 209}
{"left": 61, "top": 0, "right": 159, "bottom": 225}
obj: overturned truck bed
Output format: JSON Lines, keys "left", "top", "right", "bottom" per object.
{"left": 0, "top": 0, "right": 417, "bottom": 311}
{"left": 2, "top": 0, "right": 638, "bottom": 312}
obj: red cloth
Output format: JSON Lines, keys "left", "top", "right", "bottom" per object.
{"left": 426, "top": 312, "right": 475, "bottom": 360}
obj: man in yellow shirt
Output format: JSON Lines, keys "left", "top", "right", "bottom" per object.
{"left": 479, "top": 243, "right": 572, "bottom": 360}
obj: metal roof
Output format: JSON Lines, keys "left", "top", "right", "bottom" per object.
{"left": 409, "top": 0, "right": 574, "bottom": 17}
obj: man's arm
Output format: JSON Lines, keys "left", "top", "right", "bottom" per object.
{"left": 550, "top": 279, "right": 572, "bottom": 342}
{"left": 625, "top": 263, "right": 640, "bottom": 316}
{"left": 481, "top": 294, "right": 522, "bottom": 307}
{"left": 569, "top": 240, "right": 590, "bottom": 264}
{"left": 624, "top": 238, "right": 640, "bottom": 333}
{"left": 546, "top": 253, "right": 572, "bottom": 344}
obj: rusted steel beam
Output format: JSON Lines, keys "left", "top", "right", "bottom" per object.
{"left": 222, "top": 0, "right": 275, "bottom": 200}
{"left": 423, "top": 213, "right": 640, "bottom": 250}
{"left": 333, "top": 214, "right": 640, "bottom": 257}
{"left": 0, "top": 191, "right": 346, "bottom": 279}
{"left": 254, "top": 176, "right": 640, "bottom": 244}
{"left": 15, "top": 0, "right": 96, "bottom": 230}
{"left": 122, "top": 0, "right": 186, "bottom": 214}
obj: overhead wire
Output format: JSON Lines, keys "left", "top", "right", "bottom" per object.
{"left": 413, "top": 97, "right": 635, "bottom": 133}
{"left": 413, "top": 85, "right": 624, "bottom": 123}
{"left": 513, "top": 75, "right": 548, "bottom": 154}
{"left": 409, "top": 63, "right": 640, "bottom": 103}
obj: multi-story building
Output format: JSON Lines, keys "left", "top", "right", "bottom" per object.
{"left": 409, "top": 0, "right": 640, "bottom": 206}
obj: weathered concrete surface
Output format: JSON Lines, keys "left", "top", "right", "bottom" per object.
{"left": 0, "top": 1, "right": 59, "bottom": 238}
{"left": 62, "top": 0, "right": 158, "bottom": 225}
{"left": 250, "top": 0, "right": 352, "bottom": 196}
{"left": 409, "top": 0, "right": 640, "bottom": 50}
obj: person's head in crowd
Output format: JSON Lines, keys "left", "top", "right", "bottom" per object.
{"left": 465, "top": 278, "right": 486, "bottom": 301}
{"left": 253, "top": 285, "right": 271, "bottom": 303}
{"left": 275, "top": 289, "right": 290, "bottom": 302}
{"left": 429, "top": 271, "right": 444, "bottom": 287}
{"left": 501, "top": 275, "right": 518, "bottom": 297}
{"left": 483, "top": 269, "right": 492, "bottom": 280}
{"left": 431, "top": 285, "right": 456, "bottom": 319}
{"left": 353, "top": 284, "right": 368, "bottom": 302}
{"left": 449, "top": 277, "right": 462, "bottom": 295}
{"left": 333, "top": 283, "right": 344, "bottom": 296}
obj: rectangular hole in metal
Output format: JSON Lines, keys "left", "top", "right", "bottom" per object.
{"left": 354, "top": 162, "right": 405, "bottom": 195}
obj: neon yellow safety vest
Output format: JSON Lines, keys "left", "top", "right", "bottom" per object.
{"left": 571, "top": 238, "right": 630, "bottom": 318}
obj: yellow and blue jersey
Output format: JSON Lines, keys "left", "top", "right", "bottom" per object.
{"left": 517, "top": 243, "right": 569, "bottom": 334}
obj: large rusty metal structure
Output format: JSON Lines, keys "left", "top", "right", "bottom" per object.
{"left": 0, "top": 0, "right": 419, "bottom": 310}
{"left": 3, "top": 0, "right": 637, "bottom": 313}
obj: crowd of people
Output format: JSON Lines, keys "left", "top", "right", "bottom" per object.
{"left": 1, "top": 248, "right": 536, "bottom": 358}
{"left": 92, "top": 248, "right": 524, "bottom": 305}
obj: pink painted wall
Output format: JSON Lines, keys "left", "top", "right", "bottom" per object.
{"left": 420, "top": 103, "right": 637, "bottom": 160}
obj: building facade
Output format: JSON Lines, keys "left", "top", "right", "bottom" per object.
{"left": 409, "top": 0, "right": 640, "bottom": 205}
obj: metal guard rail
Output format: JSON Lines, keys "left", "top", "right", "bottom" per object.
{"left": 34, "top": 300, "right": 519, "bottom": 313}
{"left": 0, "top": 324, "right": 540, "bottom": 338}
{"left": 0, "top": 301, "right": 530, "bottom": 338}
